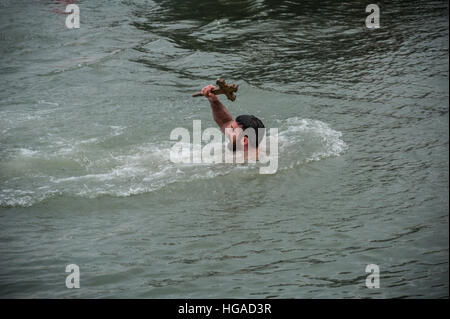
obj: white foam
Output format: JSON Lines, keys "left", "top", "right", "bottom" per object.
{"left": 278, "top": 117, "right": 347, "bottom": 164}
{"left": 18, "top": 148, "right": 40, "bottom": 157}
{"left": 1, "top": 118, "right": 347, "bottom": 207}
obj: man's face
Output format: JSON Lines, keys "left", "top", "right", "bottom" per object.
{"left": 226, "top": 121, "right": 245, "bottom": 151}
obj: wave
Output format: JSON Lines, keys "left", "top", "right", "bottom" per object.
{"left": 0, "top": 118, "right": 347, "bottom": 207}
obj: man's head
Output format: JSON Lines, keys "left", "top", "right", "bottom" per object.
{"left": 227, "top": 115, "right": 265, "bottom": 151}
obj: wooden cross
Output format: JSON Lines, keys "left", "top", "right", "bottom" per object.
{"left": 192, "top": 78, "right": 239, "bottom": 101}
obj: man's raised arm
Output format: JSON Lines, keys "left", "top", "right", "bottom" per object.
{"left": 201, "top": 85, "right": 234, "bottom": 132}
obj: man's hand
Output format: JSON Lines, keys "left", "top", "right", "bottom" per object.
{"left": 200, "top": 84, "right": 234, "bottom": 132}
{"left": 201, "top": 84, "right": 219, "bottom": 102}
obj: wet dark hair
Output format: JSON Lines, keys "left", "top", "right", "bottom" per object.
{"left": 235, "top": 115, "right": 265, "bottom": 148}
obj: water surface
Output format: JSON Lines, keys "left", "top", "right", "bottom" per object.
{"left": 0, "top": 0, "right": 448, "bottom": 298}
